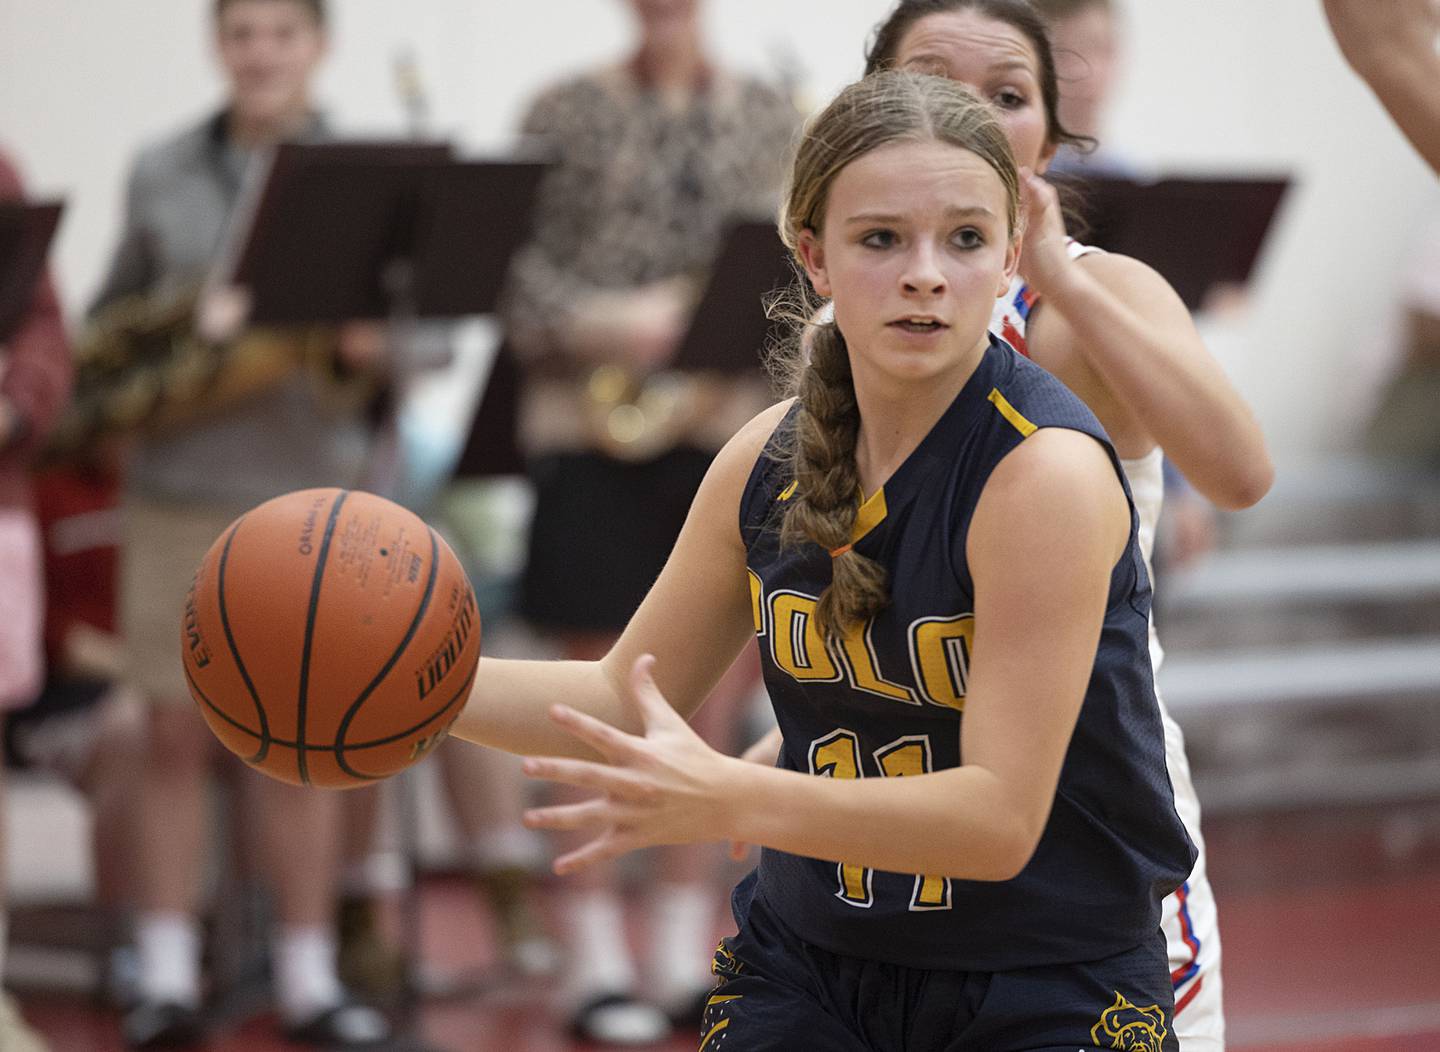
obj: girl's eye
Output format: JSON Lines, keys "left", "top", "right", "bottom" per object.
{"left": 953, "top": 228, "right": 984, "bottom": 249}
{"left": 993, "top": 89, "right": 1026, "bottom": 109}
{"left": 861, "top": 230, "right": 897, "bottom": 249}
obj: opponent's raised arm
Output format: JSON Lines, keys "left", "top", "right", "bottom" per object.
{"left": 1021, "top": 171, "right": 1273, "bottom": 510}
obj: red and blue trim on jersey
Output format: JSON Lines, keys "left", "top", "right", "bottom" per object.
{"left": 998, "top": 283, "right": 1037, "bottom": 358}
{"left": 1170, "top": 881, "right": 1204, "bottom": 1013}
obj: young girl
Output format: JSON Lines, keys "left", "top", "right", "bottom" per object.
{"left": 860, "top": 4, "right": 1272, "bottom": 1045}
{"left": 454, "top": 71, "right": 1192, "bottom": 1050}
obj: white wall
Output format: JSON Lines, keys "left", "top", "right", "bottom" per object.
{"left": 2, "top": 0, "right": 1438, "bottom": 461}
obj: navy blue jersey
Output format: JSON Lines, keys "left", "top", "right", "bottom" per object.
{"left": 739, "top": 337, "right": 1196, "bottom": 972}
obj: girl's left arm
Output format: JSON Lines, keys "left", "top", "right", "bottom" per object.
{"left": 1022, "top": 171, "right": 1274, "bottom": 509}
{"left": 525, "top": 428, "right": 1131, "bottom": 880}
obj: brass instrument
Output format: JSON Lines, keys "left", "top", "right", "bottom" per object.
{"left": 45, "top": 288, "right": 377, "bottom": 461}
{"left": 584, "top": 364, "right": 693, "bottom": 463}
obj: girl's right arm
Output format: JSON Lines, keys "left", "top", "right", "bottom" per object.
{"left": 449, "top": 401, "right": 792, "bottom": 759}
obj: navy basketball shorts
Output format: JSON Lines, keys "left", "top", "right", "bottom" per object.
{"left": 698, "top": 873, "right": 1177, "bottom": 1052}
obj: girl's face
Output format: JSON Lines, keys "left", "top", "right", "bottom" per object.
{"left": 797, "top": 139, "right": 1019, "bottom": 391}
{"left": 892, "top": 10, "right": 1056, "bottom": 173}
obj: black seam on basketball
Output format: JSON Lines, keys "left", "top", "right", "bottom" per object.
{"left": 185, "top": 662, "right": 265, "bottom": 746}
{"left": 296, "top": 489, "right": 348, "bottom": 786}
{"left": 332, "top": 657, "right": 478, "bottom": 781}
{"left": 332, "top": 527, "right": 441, "bottom": 779}
{"left": 186, "top": 657, "right": 475, "bottom": 756}
{"left": 215, "top": 516, "right": 271, "bottom": 765}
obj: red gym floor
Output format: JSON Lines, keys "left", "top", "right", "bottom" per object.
{"left": 17, "top": 800, "right": 1440, "bottom": 1051}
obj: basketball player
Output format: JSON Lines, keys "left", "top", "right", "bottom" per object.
{"left": 453, "top": 70, "right": 1195, "bottom": 1049}
{"left": 853, "top": 3, "right": 1273, "bottom": 1046}
{"left": 89, "top": 0, "right": 390, "bottom": 1046}
{"left": 1323, "top": 0, "right": 1440, "bottom": 176}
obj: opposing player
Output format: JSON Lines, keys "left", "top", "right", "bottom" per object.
{"left": 844, "top": 2, "right": 1274, "bottom": 1045}
{"left": 454, "top": 70, "right": 1194, "bottom": 1049}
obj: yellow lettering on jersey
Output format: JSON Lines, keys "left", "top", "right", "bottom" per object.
{"left": 836, "top": 620, "right": 918, "bottom": 705}
{"left": 808, "top": 731, "right": 871, "bottom": 907}
{"left": 748, "top": 569, "right": 766, "bottom": 636}
{"left": 874, "top": 737, "right": 951, "bottom": 911}
{"left": 770, "top": 592, "right": 841, "bottom": 682}
{"left": 909, "top": 615, "right": 975, "bottom": 711}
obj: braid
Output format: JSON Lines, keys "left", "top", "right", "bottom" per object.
{"left": 782, "top": 323, "right": 889, "bottom": 638}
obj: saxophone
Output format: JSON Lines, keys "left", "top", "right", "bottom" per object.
{"left": 45, "top": 287, "right": 375, "bottom": 461}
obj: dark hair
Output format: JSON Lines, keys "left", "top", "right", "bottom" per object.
{"left": 214, "top": 0, "right": 326, "bottom": 25}
{"left": 864, "top": 0, "right": 1088, "bottom": 155}
{"left": 770, "top": 72, "right": 1020, "bottom": 638}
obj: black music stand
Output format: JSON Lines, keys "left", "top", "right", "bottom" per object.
{"left": 213, "top": 142, "right": 547, "bottom": 1050}
{"left": 673, "top": 220, "right": 799, "bottom": 375}
{"left": 1063, "top": 174, "right": 1291, "bottom": 310}
{"left": 0, "top": 200, "right": 64, "bottom": 344}
{"left": 452, "top": 218, "right": 794, "bottom": 480}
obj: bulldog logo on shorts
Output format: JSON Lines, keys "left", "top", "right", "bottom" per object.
{"left": 1089, "top": 991, "right": 1168, "bottom": 1051}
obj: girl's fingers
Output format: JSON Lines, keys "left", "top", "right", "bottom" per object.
{"left": 523, "top": 755, "right": 657, "bottom": 800}
{"left": 522, "top": 797, "right": 615, "bottom": 831}
{"left": 553, "top": 832, "right": 639, "bottom": 876}
{"left": 628, "top": 653, "right": 682, "bottom": 729}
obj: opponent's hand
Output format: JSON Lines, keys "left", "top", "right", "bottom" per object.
{"left": 727, "top": 726, "right": 782, "bottom": 861}
{"left": 1016, "top": 167, "right": 1073, "bottom": 300}
{"left": 521, "top": 654, "right": 740, "bottom": 875}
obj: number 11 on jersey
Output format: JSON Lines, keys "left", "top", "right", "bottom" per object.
{"left": 808, "top": 730, "right": 953, "bottom": 912}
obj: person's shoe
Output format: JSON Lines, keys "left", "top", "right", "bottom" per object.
{"left": 0, "top": 992, "right": 50, "bottom": 1052}
{"left": 474, "top": 866, "right": 559, "bottom": 977}
{"left": 120, "top": 999, "right": 206, "bottom": 1050}
{"left": 567, "top": 993, "right": 671, "bottom": 1046}
{"left": 335, "top": 895, "right": 408, "bottom": 1002}
{"left": 282, "top": 1000, "right": 392, "bottom": 1049}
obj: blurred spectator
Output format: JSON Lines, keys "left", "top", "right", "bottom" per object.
{"left": 498, "top": 0, "right": 797, "bottom": 1042}
{"left": 4, "top": 454, "right": 146, "bottom": 1008}
{"left": 86, "top": 1, "right": 391, "bottom": 1047}
{"left": 1323, "top": 0, "right": 1440, "bottom": 176}
{"left": 1035, "top": 0, "right": 1137, "bottom": 176}
{"left": 0, "top": 144, "right": 75, "bottom": 1052}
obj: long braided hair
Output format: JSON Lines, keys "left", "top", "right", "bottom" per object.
{"left": 770, "top": 71, "right": 1020, "bottom": 639}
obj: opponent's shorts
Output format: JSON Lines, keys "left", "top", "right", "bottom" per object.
{"left": 698, "top": 872, "right": 1178, "bottom": 1052}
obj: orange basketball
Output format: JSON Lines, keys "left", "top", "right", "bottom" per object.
{"left": 181, "top": 488, "right": 480, "bottom": 788}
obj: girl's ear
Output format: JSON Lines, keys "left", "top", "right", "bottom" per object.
{"left": 796, "top": 228, "right": 832, "bottom": 298}
{"left": 997, "top": 230, "right": 1021, "bottom": 298}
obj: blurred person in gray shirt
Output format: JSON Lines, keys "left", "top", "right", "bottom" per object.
{"left": 88, "top": 1, "right": 393, "bottom": 1047}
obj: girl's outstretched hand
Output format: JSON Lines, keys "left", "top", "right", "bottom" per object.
{"left": 521, "top": 654, "right": 742, "bottom": 876}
